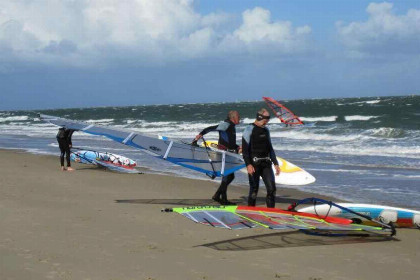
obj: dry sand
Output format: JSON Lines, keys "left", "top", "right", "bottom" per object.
{"left": 0, "top": 149, "right": 419, "bottom": 280}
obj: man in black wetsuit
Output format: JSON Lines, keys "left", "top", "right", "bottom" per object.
{"left": 242, "top": 108, "right": 280, "bottom": 208}
{"left": 56, "top": 127, "right": 75, "bottom": 171}
{"left": 193, "top": 111, "right": 241, "bottom": 205}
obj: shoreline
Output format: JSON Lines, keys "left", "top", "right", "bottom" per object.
{"left": 6, "top": 148, "right": 420, "bottom": 210}
{"left": 1, "top": 149, "right": 419, "bottom": 280}
{"left": 1, "top": 148, "right": 344, "bottom": 205}
{"left": 0, "top": 148, "right": 341, "bottom": 208}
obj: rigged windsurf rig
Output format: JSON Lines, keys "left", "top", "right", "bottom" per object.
{"left": 163, "top": 202, "right": 396, "bottom": 236}
{"left": 40, "top": 114, "right": 245, "bottom": 179}
{"left": 263, "top": 96, "right": 304, "bottom": 126}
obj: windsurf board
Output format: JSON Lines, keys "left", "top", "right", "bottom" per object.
{"left": 298, "top": 203, "right": 420, "bottom": 228}
{"left": 71, "top": 150, "right": 138, "bottom": 173}
{"left": 202, "top": 140, "right": 316, "bottom": 186}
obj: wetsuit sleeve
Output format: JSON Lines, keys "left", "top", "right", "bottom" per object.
{"left": 199, "top": 125, "right": 218, "bottom": 136}
{"left": 67, "top": 130, "right": 74, "bottom": 146}
{"left": 227, "top": 123, "right": 239, "bottom": 151}
{"left": 266, "top": 128, "right": 279, "bottom": 165}
{"left": 242, "top": 125, "right": 253, "bottom": 166}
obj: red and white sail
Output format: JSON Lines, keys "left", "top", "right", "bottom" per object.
{"left": 263, "top": 97, "right": 304, "bottom": 126}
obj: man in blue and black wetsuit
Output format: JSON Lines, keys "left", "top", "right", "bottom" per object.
{"left": 242, "top": 108, "right": 280, "bottom": 208}
{"left": 193, "top": 111, "right": 241, "bottom": 205}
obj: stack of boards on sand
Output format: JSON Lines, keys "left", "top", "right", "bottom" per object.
{"left": 202, "top": 140, "right": 316, "bottom": 186}
{"left": 71, "top": 150, "right": 140, "bottom": 173}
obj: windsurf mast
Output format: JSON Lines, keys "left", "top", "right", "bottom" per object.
{"left": 263, "top": 97, "right": 304, "bottom": 126}
{"left": 201, "top": 136, "right": 217, "bottom": 179}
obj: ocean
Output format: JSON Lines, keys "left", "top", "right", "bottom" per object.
{"left": 1, "top": 95, "right": 419, "bottom": 209}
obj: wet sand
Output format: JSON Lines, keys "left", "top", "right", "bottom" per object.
{"left": 0, "top": 149, "right": 418, "bottom": 280}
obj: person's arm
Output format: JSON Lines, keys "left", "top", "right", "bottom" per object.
{"left": 199, "top": 125, "right": 218, "bottom": 136}
{"left": 242, "top": 131, "right": 255, "bottom": 175}
{"left": 266, "top": 128, "right": 279, "bottom": 166}
{"left": 242, "top": 126, "right": 253, "bottom": 172}
{"left": 266, "top": 128, "right": 280, "bottom": 175}
{"left": 232, "top": 130, "right": 240, "bottom": 153}
{"left": 193, "top": 124, "right": 218, "bottom": 142}
{"left": 67, "top": 130, "right": 74, "bottom": 147}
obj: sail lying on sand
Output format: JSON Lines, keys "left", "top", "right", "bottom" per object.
{"left": 263, "top": 97, "right": 304, "bottom": 126}
{"left": 163, "top": 205, "right": 395, "bottom": 235}
{"left": 40, "top": 114, "right": 245, "bottom": 178}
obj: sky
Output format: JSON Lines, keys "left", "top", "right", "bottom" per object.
{"left": 0, "top": 0, "right": 419, "bottom": 110}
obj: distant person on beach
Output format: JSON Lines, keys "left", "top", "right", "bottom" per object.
{"left": 56, "top": 127, "right": 75, "bottom": 171}
{"left": 193, "top": 110, "right": 241, "bottom": 205}
{"left": 242, "top": 108, "right": 280, "bottom": 208}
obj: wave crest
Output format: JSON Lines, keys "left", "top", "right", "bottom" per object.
{"left": 368, "top": 127, "right": 406, "bottom": 138}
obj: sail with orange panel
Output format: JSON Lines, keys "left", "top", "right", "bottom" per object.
{"left": 263, "top": 97, "right": 304, "bottom": 126}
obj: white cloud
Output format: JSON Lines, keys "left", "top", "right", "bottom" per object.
{"left": 216, "top": 7, "right": 311, "bottom": 55}
{"left": 0, "top": 1, "right": 311, "bottom": 69}
{"left": 336, "top": 2, "right": 420, "bottom": 56}
{"left": 233, "top": 7, "right": 310, "bottom": 47}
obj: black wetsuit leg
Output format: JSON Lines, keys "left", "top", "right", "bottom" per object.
{"left": 57, "top": 138, "right": 71, "bottom": 167}
{"left": 213, "top": 173, "right": 235, "bottom": 201}
{"left": 247, "top": 167, "right": 262, "bottom": 206}
{"left": 260, "top": 166, "right": 276, "bottom": 208}
{"left": 65, "top": 146, "right": 71, "bottom": 167}
{"left": 248, "top": 165, "right": 276, "bottom": 207}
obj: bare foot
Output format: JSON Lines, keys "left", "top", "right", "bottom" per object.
{"left": 61, "top": 166, "right": 67, "bottom": 171}
{"left": 67, "top": 167, "right": 75, "bottom": 171}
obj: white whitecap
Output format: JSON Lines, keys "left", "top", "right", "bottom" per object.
{"left": 300, "top": 116, "right": 337, "bottom": 122}
{"left": 345, "top": 115, "right": 379, "bottom": 121}
{"left": 85, "top": 119, "right": 114, "bottom": 123}
{"left": 0, "top": 116, "right": 29, "bottom": 122}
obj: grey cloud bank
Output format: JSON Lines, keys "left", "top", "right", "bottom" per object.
{"left": 0, "top": 1, "right": 419, "bottom": 110}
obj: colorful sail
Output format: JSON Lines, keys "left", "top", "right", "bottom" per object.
{"left": 263, "top": 97, "right": 304, "bottom": 126}
{"left": 165, "top": 205, "right": 394, "bottom": 235}
{"left": 40, "top": 114, "right": 245, "bottom": 178}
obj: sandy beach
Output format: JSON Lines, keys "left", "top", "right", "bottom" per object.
{"left": 0, "top": 149, "right": 419, "bottom": 280}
